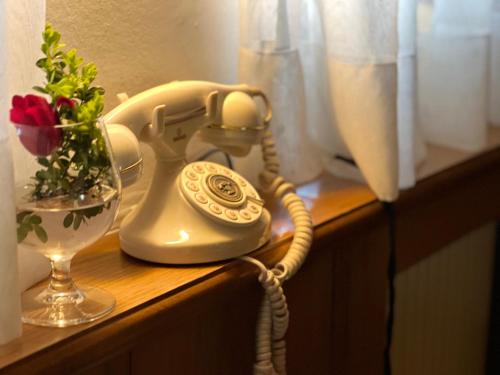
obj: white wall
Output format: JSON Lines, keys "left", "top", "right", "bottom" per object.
{"left": 46, "top": 0, "right": 240, "bottom": 111}
{"left": 46, "top": 1, "right": 240, "bottom": 221}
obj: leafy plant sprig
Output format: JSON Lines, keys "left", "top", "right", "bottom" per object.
{"left": 17, "top": 212, "right": 47, "bottom": 244}
{"left": 34, "top": 24, "right": 105, "bottom": 108}
{"left": 16, "top": 24, "right": 112, "bottom": 243}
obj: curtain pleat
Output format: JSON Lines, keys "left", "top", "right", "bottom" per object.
{"left": 322, "top": 0, "right": 399, "bottom": 201}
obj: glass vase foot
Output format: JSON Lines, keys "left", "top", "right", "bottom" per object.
{"left": 22, "top": 284, "right": 115, "bottom": 327}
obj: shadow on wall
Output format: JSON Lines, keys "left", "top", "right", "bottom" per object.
{"left": 46, "top": 0, "right": 239, "bottom": 111}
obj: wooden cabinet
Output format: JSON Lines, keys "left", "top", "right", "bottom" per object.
{"left": 1, "top": 134, "right": 499, "bottom": 375}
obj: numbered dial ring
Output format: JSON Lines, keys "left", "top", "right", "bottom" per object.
{"left": 180, "top": 161, "right": 263, "bottom": 226}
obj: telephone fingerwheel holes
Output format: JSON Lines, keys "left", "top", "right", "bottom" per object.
{"left": 204, "top": 163, "right": 218, "bottom": 173}
{"left": 186, "top": 181, "right": 199, "bottom": 192}
{"left": 185, "top": 170, "right": 199, "bottom": 181}
{"left": 192, "top": 164, "right": 205, "bottom": 174}
{"left": 239, "top": 210, "right": 251, "bottom": 220}
{"left": 248, "top": 204, "right": 259, "bottom": 214}
{"left": 180, "top": 161, "right": 264, "bottom": 226}
{"left": 195, "top": 193, "right": 208, "bottom": 204}
{"left": 225, "top": 209, "right": 238, "bottom": 220}
{"left": 209, "top": 203, "right": 222, "bottom": 215}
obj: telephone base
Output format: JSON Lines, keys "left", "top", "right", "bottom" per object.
{"left": 118, "top": 159, "right": 273, "bottom": 265}
{"left": 119, "top": 208, "right": 272, "bottom": 264}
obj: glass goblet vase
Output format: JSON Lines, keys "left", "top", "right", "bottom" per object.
{"left": 14, "top": 119, "right": 121, "bottom": 327}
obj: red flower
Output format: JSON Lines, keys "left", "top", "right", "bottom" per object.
{"left": 56, "top": 96, "right": 76, "bottom": 109}
{"left": 10, "top": 95, "right": 63, "bottom": 157}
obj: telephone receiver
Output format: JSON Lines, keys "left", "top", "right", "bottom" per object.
{"left": 103, "top": 81, "right": 273, "bottom": 264}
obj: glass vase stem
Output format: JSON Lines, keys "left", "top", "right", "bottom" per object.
{"left": 48, "top": 257, "right": 75, "bottom": 293}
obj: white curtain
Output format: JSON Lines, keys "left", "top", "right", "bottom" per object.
{"left": 398, "top": 0, "right": 427, "bottom": 189}
{"left": 323, "top": 0, "right": 399, "bottom": 201}
{"left": 236, "top": 0, "right": 323, "bottom": 185}
{"left": 0, "top": 0, "right": 21, "bottom": 345}
{"left": 490, "top": 0, "right": 500, "bottom": 126}
{"left": 418, "top": 0, "right": 493, "bottom": 151}
{"left": 239, "top": 0, "right": 400, "bottom": 200}
{"left": 238, "top": 0, "right": 496, "bottom": 201}
{"left": 0, "top": 0, "right": 50, "bottom": 344}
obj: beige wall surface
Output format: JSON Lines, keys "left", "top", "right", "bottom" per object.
{"left": 46, "top": 0, "right": 239, "bottom": 111}
{"left": 46, "top": 1, "right": 240, "bottom": 220}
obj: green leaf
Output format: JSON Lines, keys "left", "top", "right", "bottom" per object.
{"left": 35, "top": 58, "right": 48, "bottom": 68}
{"left": 63, "top": 213, "right": 74, "bottom": 228}
{"left": 49, "top": 69, "right": 56, "bottom": 84}
{"left": 95, "top": 86, "right": 105, "bottom": 95}
{"left": 36, "top": 170, "right": 50, "bottom": 180}
{"left": 81, "top": 63, "right": 97, "bottom": 85}
{"left": 21, "top": 222, "right": 33, "bottom": 232}
{"left": 61, "top": 178, "right": 71, "bottom": 192}
{"left": 82, "top": 205, "right": 102, "bottom": 219}
{"left": 43, "top": 23, "right": 61, "bottom": 47}
{"left": 46, "top": 77, "right": 77, "bottom": 98}
{"left": 37, "top": 157, "right": 51, "bottom": 167}
{"left": 64, "top": 49, "right": 83, "bottom": 74}
{"left": 17, "top": 211, "right": 32, "bottom": 224}
{"left": 58, "top": 158, "right": 70, "bottom": 168}
{"left": 33, "top": 86, "right": 49, "bottom": 94}
{"left": 29, "top": 215, "right": 42, "bottom": 225}
{"left": 73, "top": 214, "right": 82, "bottom": 230}
{"left": 17, "top": 227, "right": 28, "bottom": 243}
{"left": 34, "top": 225, "right": 48, "bottom": 243}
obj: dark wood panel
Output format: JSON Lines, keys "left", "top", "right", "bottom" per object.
{"left": 282, "top": 248, "right": 334, "bottom": 374}
{"left": 130, "top": 270, "right": 261, "bottom": 375}
{"left": 395, "top": 147, "right": 500, "bottom": 272}
{"left": 329, "top": 205, "right": 390, "bottom": 375}
{"left": 129, "top": 234, "right": 337, "bottom": 375}
{"left": 77, "top": 352, "right": 130, "bottom": 375}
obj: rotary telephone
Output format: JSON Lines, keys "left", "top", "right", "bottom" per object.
{"left": 104, "top": 81, "right": 312, "bottom": 374}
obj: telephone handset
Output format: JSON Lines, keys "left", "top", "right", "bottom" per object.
{"left": 104, "top": 81, "right": 312, "bottom": 374}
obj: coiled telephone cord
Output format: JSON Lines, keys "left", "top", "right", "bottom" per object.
{"left": 239, "top": 130, "right": 313, "bottom": 375}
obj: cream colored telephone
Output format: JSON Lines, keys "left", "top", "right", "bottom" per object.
{"left": 104, "top": 81, "right": 313, "bottom": 375}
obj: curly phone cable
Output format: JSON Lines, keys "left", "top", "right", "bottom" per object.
{"left": 239, "top": 130, "right": 313, "bottom": 375}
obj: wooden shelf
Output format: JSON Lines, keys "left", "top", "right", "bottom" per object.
{"left": 0, "top": 173, "right": 377, "bottom": 373}
{"left": 1, "top": 127, "right": 499, "bottom": 374}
